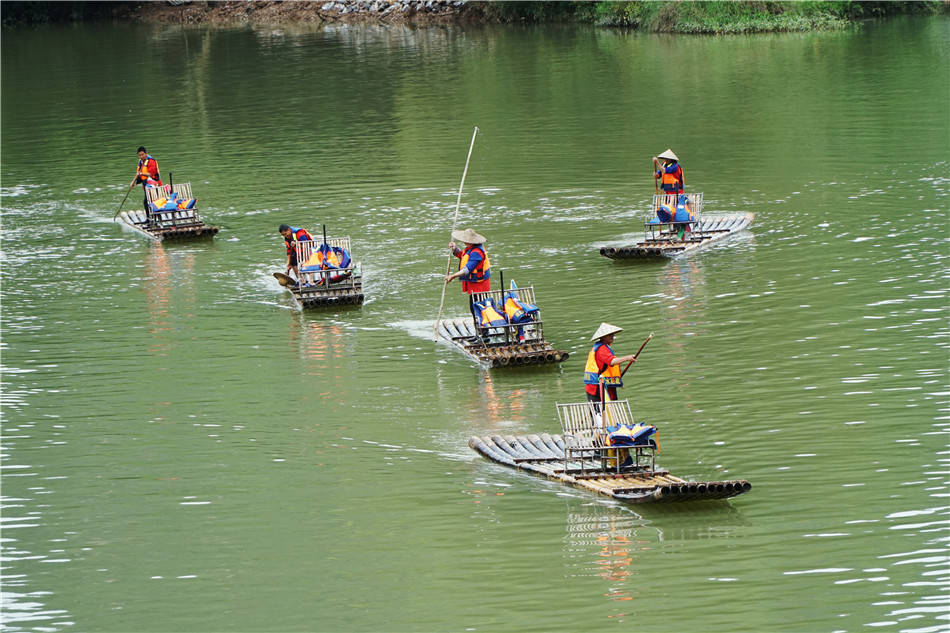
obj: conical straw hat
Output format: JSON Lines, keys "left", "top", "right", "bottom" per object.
{"left": 656, "top": 149, "right": 679, "bottom": 162}
{"left": 590, "top": 322, "right": 623, "bottom": 341}
{"left": 451, "top": 228, "right": 486, "bottom": 244}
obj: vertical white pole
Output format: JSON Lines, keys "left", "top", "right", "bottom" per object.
{"left": 434, "top": 126, "right": 479, "bottom": 341}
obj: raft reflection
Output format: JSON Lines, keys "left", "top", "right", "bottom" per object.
{"left": 144, "top": 244, "right": 196, "bottom": 356}
{"left": 563, "top": 498, "right": 747, "bottom": 622}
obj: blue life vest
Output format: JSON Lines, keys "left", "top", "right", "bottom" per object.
{"left": 606, "top": 423, "right": 657, "bottom": 447}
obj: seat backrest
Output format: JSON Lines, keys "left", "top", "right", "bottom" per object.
{"left": 145, "top": 184, "right": 172, "bottom": 203}
{"left": 652, "top": 192, "right": 703, "bottom": 216}
{"left": 295, "top": 236, "right": 354, "bottom": 270}
{"left": 171, "top": 182, "right": 194, "bottom": 200}
{"left": 602, "top": 399, "right": 634, "bottom": 428}
{"left": 327, "top": 236, "right": 351, "bottom": 252}
{"left": 556, "top": 402, "right": 599, "bottom": 448}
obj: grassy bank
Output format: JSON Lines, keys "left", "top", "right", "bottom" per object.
{"left": 469, "top": 1, "right": 947, "bottom": 33}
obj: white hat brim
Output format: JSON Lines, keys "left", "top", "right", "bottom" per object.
{"left": 590, "top": 322, "right": 623, "bottom": 341}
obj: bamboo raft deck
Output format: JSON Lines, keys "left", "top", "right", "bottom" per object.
{"left": 469, "top": 433, "right": 750, "bottom": 503}
{"left": 601, "top": 194, "right": 753, "bottom": 260}
{"left": 436, "top": 285, "right": 568, "bottom": 368}
{"left": 438, "top": 318, "right": 568, "bottom": 367}
{"left": 601, "top": 213, "right": 754, "bottom": 260}
{"left": 469, "top": 400, "right": 750, "bottom": 504}
{"left": 289, "top": 276, "right": 364, "bottom": 309}
{"left": 281, "top": 236, "right": 364, "bottom": 309}
{"left": 117, "top": 183, "right": 218, "bottom": 242}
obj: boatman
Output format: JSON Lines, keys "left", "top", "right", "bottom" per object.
{"left": 584, "top": 322, "right": 640, "bottom": 410}
{"left": 279, "top": 224, "right": 313, "bottom": 280}
{"left": 652, "top": 149, "right": 684, "bottom": 197}
{"left": 584, "top": 323, "right": 641, "bottom": 467}
{"left": 653, "top": 149, "right": 692, "bottom": 240}
{"left": 135, "top": 146, "right": 162, "bottom": 211}
{"left": 444, "top": 228, "right": 491, "bottom": 326}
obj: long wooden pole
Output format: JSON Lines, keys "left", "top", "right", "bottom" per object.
{"left": 112, "top": 177, "right": 138, "bottom": 220}
{"left": 434, "top": 126, "right": 479, "bottom": 341}
{"left": 620, "top": 331, "right": 654, "bottom": 377}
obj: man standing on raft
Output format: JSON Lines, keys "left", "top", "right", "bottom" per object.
{"left": 444, "top": 228, "right": 491, "bottom": 328}
{"left": 134, "top": 146, "right": 162, "bottom": 212}
{"left": 653, "top": 148, "right": 684, "bottom": 197}
{"left": 653, "top": 148, "right": 693, "bottom": 241}
{"left": 584, "top": 323, "right": 641, "bottom": 467}
{"left": 584, "top": 323, "right": 640, "bottom": 411}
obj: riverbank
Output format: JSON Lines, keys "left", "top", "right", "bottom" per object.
{"left": 2, "top": 1, "right": 946, "bottom": 31}
{"left": 122, "top": 0, "right": 471, "bottom": 26}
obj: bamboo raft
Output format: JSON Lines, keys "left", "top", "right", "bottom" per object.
{"left": 276, "top": 236, "right": 364, "bottom": 309}
{"left": 469, "top": 400, "right": 750, "bottom": 504}
{"left": 600, "top": 193, "right": 753, "bottom": 260}
{"left": 436, "top": 285, "right": 568, "bottom": 368}
{"left": 116, "top": 183, "right": 218, "bottom": 242}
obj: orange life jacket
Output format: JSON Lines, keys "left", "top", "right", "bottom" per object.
{"left": 458, "top": 245, "right": 490, "bottom": 283}
{"left": 658, "top": 163, "right": 683, "bottom": 193}
{"left": 583, "top": 342, "right": 623, "bottom": 388}
{"left": 137, "top": 155, "right": 162, "bottom": 186}
{"left": 285, "top": 227, "right": 312, "bottom": 254}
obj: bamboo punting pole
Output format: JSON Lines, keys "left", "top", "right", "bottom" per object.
{"left": 434, "top": 126, "right": 479, "bottom": 341}
{"left": 113, "top": 177, "right": 138, "bottom": 220}
{"left": 621, "top": 332, "right": 654, "bottom": 378}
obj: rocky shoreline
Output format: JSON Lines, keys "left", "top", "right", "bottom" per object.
{"left": 130, "top": 0, "right": 472, "bottom": 26}
{"left": 6, "top": 0, "right": 943, "bottom": 31}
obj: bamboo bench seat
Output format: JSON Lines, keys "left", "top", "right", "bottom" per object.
{"left": 556, "top": 399, "right": 656, "bottom": 475}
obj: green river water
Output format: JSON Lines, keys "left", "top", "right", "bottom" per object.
{"left": 1, "top": 16, "right": 948, "bottom": 633}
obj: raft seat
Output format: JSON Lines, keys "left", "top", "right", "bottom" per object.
{"left": 295, "top": 236, "right": 358, "bottom": 288}
{"left": 646, "top": 192, "right": 704, "bottom": 242}
{"left": 469, "top": 285, "right": 544, "bottom": 345}
{"left": 597, "top": 399, "right": 656, "bottom": 473}
{"left": 557, "top": 399, "right": 655, "bottom": 475}
{"left": 144, "top": 183, "right": 201, "bottom": 228}
{"left": 557, "top": 401, "right": 608, "bottom": 475}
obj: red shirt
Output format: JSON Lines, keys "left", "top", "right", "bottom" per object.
{"left": 585, "top": 344, "right": 617, "bottom": 397}
{"left": 462, "top": 278, "right": 490, "bottom": 294}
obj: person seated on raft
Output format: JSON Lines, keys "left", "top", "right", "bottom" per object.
{"left": 279, "top": 223, "right": 313, "bottom": 281}
{"left": 444, "top": 228, "right": 491, "bottom": 337}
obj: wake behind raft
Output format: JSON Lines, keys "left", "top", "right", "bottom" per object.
{"left": 117, "top": 181, "right": 218, "bottom": 242}
{"left": 274, "top": 232, "right": 364, "bottom": 309}
{"left": 436, "top": 280, "right": 568, "bottom": 368}
{"left": 600, "top": 193, "right": 754, "bottom": 259}
{"left": 469, "top": 399, "right": 751, "bottom": 504}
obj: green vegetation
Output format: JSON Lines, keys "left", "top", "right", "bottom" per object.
{"left": 468, "top": 1, "right": 948, "bottom": 33}
{"left": 1, "top": 1, "right": 120, "bottom": 26}
{"left": 2, "top": 0, "right": 946, "bottom": 30}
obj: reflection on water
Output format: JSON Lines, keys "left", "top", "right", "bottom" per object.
{"left": 561, "top": 498, "right": 751, "bottom": 625}
{"left": 290, "top": 316, "right": 348, "bottom": 367}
